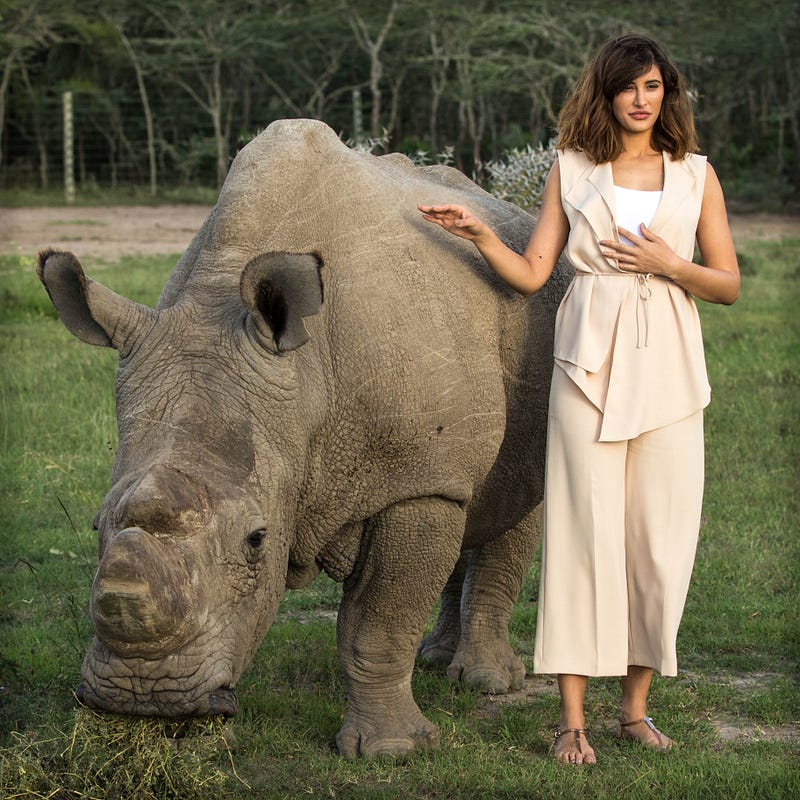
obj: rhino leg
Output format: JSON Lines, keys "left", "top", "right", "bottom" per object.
{"left": 335, "top": 497, "right": 464, "bottom": 758}
{"left": 417, "top": 552, "right": 468, "bottom": 665}
{"left": 444, "top": 507, "right": 541, "bottom": 694}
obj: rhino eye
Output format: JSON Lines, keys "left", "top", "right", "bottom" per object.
{"left": 247, "top": 529, "right": 266, "bottom": 549}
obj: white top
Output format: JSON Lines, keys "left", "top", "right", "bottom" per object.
{"left": 613, "top": 185, "right": 662, "bottom": 245}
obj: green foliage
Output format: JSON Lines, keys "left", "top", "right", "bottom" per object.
{"left": 485, "top": 141, "right": 558, "bottom": 210}
{"left": 1, "top": 0, "right": 797, "bottom": 203}
{"left": 1, "top": 238, "right": 798, "bottom": 798}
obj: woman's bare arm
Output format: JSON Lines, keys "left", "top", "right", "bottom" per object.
{"left": 419, "top": 162, "right": 569, "bottom": 296}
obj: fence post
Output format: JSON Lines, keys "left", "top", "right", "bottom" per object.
{"left": 352, "top": 88, "right": 363, "bottom": 143}
{"left": 63, "top": 91, "right": 75, "bottom": 205}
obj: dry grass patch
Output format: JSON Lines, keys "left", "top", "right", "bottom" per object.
{"left": 0, "top": 708, "right": 245, "bottom": 799}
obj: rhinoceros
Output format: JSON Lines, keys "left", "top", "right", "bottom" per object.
{"left": 37, "top": 118, "right": 569, "bottom": 757}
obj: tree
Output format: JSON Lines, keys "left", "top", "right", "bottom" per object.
{"left": 0, "top": 0, "right": 60, "bottom": 180}
{"left": 1, "top": 0, "right": 796, "bottom": 204}
{"left": 145, "top": 0, "right": 279, "bottom": 187}
{"left": 345, "top": 0, "right": 401, "bottom": 138}
{"left": 101, "top": 7, "right": 158, "bottom": 195}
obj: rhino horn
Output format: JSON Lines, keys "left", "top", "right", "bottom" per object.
{"left": 90, "top": 527, "right": 195, "bottom": 658}
{"left": 240, "top": 251, "right": 323, "bottom": 353}
{"left": 114, "top": 463, "right": 210, "bottom": 534}
{"left": 37, "top": 249, "right": 156, "bottom": 355}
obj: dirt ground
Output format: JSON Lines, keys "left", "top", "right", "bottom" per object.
{"left": 0, "top": 205, "right": 211, "bottom": 261}
{"left": 0, "top": 205, "right": 797, "bottom": 261}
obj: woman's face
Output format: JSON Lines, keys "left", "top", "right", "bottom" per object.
{"left": 611, "top": 65, "right": 665, "bottom": 135}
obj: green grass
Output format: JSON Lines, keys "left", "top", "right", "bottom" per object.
{"left": 1, "top": 238, "right": 798, "bottom": 798}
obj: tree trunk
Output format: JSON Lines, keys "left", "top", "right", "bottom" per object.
{"left": 19, "top": 61, "right": 48, "bottom": 189}
{"left": 107, "top": 17, "right": 158, "bottom": 196}
{"left": 427, "top": 27, "right": 450, "bottom": 154}
{"left": 0, "top": 50, "right": 17, "bottom": 170}
{"left": 348, "top": 0, "right": 399, "bottom": 138}
{"left": 212, "top": 59, "right": 227, "bottom": 188}
{"left": 129, "top": 47, "right": 157, "bottom": 195}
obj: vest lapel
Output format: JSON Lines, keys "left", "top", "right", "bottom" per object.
{"left": 562, "top": 160, "right": 617, "bottom": 242}
{"left": 562, "top": 152, "right": 702, "bottom": 245}
{"left": 649, "top": 153, "right": 699, "bottom": 232}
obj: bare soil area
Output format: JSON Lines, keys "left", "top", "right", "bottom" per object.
{"left": 0, "top": 205, "right": 797, "bottom": 262}
{"left": 0, "top": 205, "right": 211, "bottom": 261}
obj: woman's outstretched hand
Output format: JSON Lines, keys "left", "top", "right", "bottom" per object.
{"left": 418, "top": 204, "right": 490, "bottom": 242}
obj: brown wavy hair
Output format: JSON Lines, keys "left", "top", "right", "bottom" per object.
{"left": 557, "top": 34, "right": 698, "bottom": 163}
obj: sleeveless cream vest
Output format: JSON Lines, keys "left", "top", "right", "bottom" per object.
{"left": 555, "top": 149, "right": 711, "bottom": 441}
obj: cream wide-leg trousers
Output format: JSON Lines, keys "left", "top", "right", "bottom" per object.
{"left": 533, "top": 366, "right": 705, "bottom": 677}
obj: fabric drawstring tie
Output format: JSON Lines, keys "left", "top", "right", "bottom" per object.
{"left": 572, "top": 271, "right": 659, "bottom": 348}
{"left": 636, "top": 273, "right": 653, "bottom": 348}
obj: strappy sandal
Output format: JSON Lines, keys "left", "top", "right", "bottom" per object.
{"left": 553, "top": 727, "right": 596, "bottom": 764}
{"left": 619, "top": 716, "right": 675, "bottom": 751}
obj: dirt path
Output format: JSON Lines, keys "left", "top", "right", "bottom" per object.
{"left": 1, "top": 205, "right": 797, "bottom": 261}
{"left": 0, "top": 205, "right": 211, "bottom": 261}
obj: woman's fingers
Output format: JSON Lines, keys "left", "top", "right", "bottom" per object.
{"left": 419, "top": 203, "right": 486, "bottom": 240}
{"left": 418, "top": 203, "right": 465, "bottom": 216}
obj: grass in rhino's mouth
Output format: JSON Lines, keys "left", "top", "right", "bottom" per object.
{"left": 1, "top": 706, "right": 247, "bottom": 798}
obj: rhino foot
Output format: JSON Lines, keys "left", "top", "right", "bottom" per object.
{"left": 446, "top": 643, "right": 526, "bottom": 694}
{"left": 336, "top": 708, "right": 440, "bottom": 758}
{"left": 417, "top": 631, "right": 458, "bottom": 667}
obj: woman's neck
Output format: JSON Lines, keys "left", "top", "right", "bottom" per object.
{"left": 612, "top": 138, "right": 664, "bottom": 191}
{"left": 618, "top": 130, "right": 660, "bottom": 160}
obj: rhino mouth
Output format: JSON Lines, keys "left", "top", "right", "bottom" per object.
{"left": 75, "top": 681, "right": 239, "bottom": 718}
{"left": 77, "top": 638, "right": 238, "bottom": 718}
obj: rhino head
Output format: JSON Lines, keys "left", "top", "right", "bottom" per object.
{"left": 38, "top": 247, "right": 324, "bottom": 717}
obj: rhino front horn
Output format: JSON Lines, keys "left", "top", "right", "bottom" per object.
{"left": 90, "top": 527, "right": 196, "bottom": 659}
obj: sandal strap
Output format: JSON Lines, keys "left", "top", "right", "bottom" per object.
{"left": 620, "top": 715, "right": 657, "bottom": 732}
{"left": 553, "top": 727, "right": 589, "bottom": 753}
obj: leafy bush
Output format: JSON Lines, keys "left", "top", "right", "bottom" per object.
{"left": 346, "top": 130, "right": 455, "bottom": 166}
{"left": 485, "top": 141, "right": 558, "bottom": 210}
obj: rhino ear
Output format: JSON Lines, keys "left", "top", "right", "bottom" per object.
{"left": 240, "top": 252, "right": 324, "bottom": 353}
{"left": 37, "top": 249, "right": 155, "bottom": 355}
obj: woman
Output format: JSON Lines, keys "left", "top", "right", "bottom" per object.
{"left": 419, "top": 34, "right": 739, "bottom": 765}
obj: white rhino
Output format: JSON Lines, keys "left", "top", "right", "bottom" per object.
{"left": 37, "top": 118, "right": 570, "bottom": 757}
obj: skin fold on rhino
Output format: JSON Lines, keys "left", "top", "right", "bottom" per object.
{"left": 37, "top": 118, "right": 570, "bottom": 758}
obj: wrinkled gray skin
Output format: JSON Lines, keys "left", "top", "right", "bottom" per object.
{"left": 38, "top": 119, "right": 570, "bottom": 758}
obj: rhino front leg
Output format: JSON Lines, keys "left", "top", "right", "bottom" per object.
{"left": 335, "top": 496, "right": 464, "bottom": 758}
{"left": 446, "top": 507, "right": 541, "bottom": 694}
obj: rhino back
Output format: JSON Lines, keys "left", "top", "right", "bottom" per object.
{"left": 156, "top": 119, "right": 567, "bottom": 526}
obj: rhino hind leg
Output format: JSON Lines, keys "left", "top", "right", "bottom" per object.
{"left": 417, "top": 552, "right": 468, "bottom": 665}
{"left": 335, "top": 497, "right": 464, "bottom": 758}
{"left": 433, "top": 507, "right": 541, "bottom": 694}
